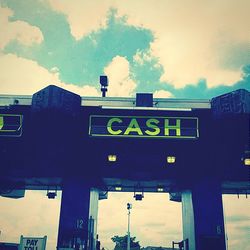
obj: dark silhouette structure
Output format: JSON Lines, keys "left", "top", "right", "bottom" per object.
{"left": 0, "top": 86, "right": 249, "bottom": 250}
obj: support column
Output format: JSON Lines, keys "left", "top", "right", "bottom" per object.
{"left": 57, "top": 179, "right": 99, "bottom": 250}
{"left": 182, "top": 180, "right": 226, "bottom": 250}
{"left": 88, "top": 189, "right": 100, "bottom": 250}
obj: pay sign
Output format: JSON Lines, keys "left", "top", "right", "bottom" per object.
{"left": 19, "top": 236, "right": 47, "bottom": 250}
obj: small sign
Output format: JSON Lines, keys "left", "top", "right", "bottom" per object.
{"left": 89, "top": 115, "right": 199, "bottom": 139}
{"left": 19, "top": 236, "right": 47, "bottom": 250}
{"left": 0, "top": 114, "right": 23, "bottom": 137}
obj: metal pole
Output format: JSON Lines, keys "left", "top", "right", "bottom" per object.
{"left": 101, "top": 87, "right": 107, "bottom": 97}
{"left": 127, "top": 208, "right": 130, "bottom": 250}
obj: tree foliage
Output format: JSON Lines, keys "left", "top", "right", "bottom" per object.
{"left": 111, "top": 235, "right": 140, "bottom": 250}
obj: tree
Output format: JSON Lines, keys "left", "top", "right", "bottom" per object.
{"left": 111, "top": 235, "right": 141, "bottom": 250}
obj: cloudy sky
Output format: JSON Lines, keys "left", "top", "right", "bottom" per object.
{"left": 0, "top": 0, "right": 249, "bottom": 249}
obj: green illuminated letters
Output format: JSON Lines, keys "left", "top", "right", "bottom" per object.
{"left": 0, "top": 114, "right": 22, "bottom": 137}
{"left": 107, "top": 118, "right": 123, "bottom": 135}
{"left": 164, "top": 119, "right": 181, "bottom": 136}
{"left": 145, "top": 118, "right": 160, "bottom": 136}
{"left": 124, "top": 118, "right": 143, "bottom": 135}
{"left": 91, "top": 115, "right": 198, "bottom": 139}
{"left": 0, "top": 116, "right": 3, "bottom": 130}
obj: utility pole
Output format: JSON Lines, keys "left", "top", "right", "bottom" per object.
{"left": 127, "top": 203, "right": 132, "bottom": 250}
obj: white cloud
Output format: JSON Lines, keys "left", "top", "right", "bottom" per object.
{"left": 58, "top": 83, "right": 99, "bottom": 97}
{"left": 151, "top": 39, "right": 242, "bottom": 88}
{"left": 104, "top": 56, "right": 136, "bottom": 97}
{"left": 153, "top": 90, "right": 173, "bottom": 98}
{"left": 0, "top": 53, "right": 60, "bottom": 94}
{"left": 223, "top": 195, "right": 250, "bottom": 250}
{"left": 1, "top": 192, "right": 249, "bottom": 250}
{"left": 47, "top": 0, "right": 110, "bottom": 40}
{"left": 98, "top": 194, "right": 250, "bottom": 250}
{"left": 114, "top": 0, "right": 249, "bottom": 88}
{"left": 0, "top": 53, "right": 99, "bottom": 96}
{"left": 0, "top": 7, "right": 43, "bottom": 50}
{"left": 46, "top": 0, "right": 249, "bottom": 88}
{"left": 133, "top": 50, "right": 153, "bottom": 66}
{"left": 0, "top": 191, "right": 61, "bottom": 250}
{"left": 98, "top": 192, "right": 182, "bottom": 249}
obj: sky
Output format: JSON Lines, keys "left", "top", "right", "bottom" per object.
{"left": 0, "top": 0, "right": 249, "bottom": 249}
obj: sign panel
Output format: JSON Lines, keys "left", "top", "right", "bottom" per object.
{"left": 19, "top": 236, "right": 47, "bottom": 250}
{"left": 0, "top": 114, "right": 23, "bottom": 137}
{"left": 89, "top": 115, "right": 199, "bottom": 139}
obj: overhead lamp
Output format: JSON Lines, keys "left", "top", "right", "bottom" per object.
{"left": 244, "top": 158, "right": 250, "bottom": 166}
{"left": 47, "top": 192, "right": 56, "bottom": 199}
{"left": 242, "top": 148, "right": 250, "bottom": 166}
{"left": 127, "top": 203, "right": 132, "bottom": 210}
{"left": 115, "top": 186, "right": 122, "bottom": 191}
{"left": 134, "top": 193, "right": 144, "bottom": 200}
{"left": 46, "top": 188, "right": 57, "bottom": 199}
{"left": 134, "top": 184, "right": 144, "bottom": 200}
{"left": 167, "top": 156, "right": 176, "bottom": 164}
{"left": 100, "top": 75, "right": 108, "bottom": 97}
{"left": 134, "top": 190, "right": 144, "bottom": 200}
{"left": 157, "top": 187, "right": 164, "bottom": 192}
{"left": 108, "top": 154, "right": 117, "bottom": 162}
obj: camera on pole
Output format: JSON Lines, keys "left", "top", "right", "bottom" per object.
{"left": 127, "top": 203, "right": 132, "bottom": 210}
{"left": 100, "top": 75, "right": 108, "bottom": 97}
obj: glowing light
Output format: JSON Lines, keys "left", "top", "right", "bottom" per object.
{"left": 157, "top": 187, "right": 164, "bottom": 192}
{"left": 115, "top": 186, "right": 122, "bottom": 191}
{"left": 167, "top": 156, "right": 176, "bottom": 163}
{"left": 244, "top": 158, "right": 250, "bottom": 166}
{"left": 108, "top": 155, "right": 117, "bottom": 162}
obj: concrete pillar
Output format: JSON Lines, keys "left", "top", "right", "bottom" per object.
{"left": 182, "top": 180, "right": 226, "bottom": 250}
{"left": 88, "top": 189, "right": 100, "bottom": 250}
{"left": 57, "top": 179, "right": 99, "bottom": 250}
{"left": 182, "top": 191, "right": 196, "bottom": 250}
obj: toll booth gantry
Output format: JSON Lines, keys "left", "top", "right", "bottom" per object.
{"left": 0, "top": 85, "right": 249, "bottom": 250}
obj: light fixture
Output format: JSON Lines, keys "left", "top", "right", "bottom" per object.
{"left": 127, "top": 203, "right": 132, "bottom": 210}
{"left": 108, "top": 154, "right": 117, "bottom": 162}
{"left": 167, "top": 156, "right": 176, "bottom": 164}
{"left": 46, "top": 188, "right": 57, "bottom": 199}
{"left": 100, "top": 75, "right": 108, "bottom": 97}
{"left": 134, "top": 193, "right": 144, "bottom": 200}
{"left": 127, "top": 203, "right": 132, "bottom": 250}
{"left": 244, "top": 158, "right": 250, "bottom": 166}
{"left": 115, "top": 186, "right": 122, "bottom": 191}
{"left": 242, "top": 148, "right": 250, "bottom": 166}
{"left": 47, "top": 192, "right": 56, "bottom": 199}
{"left": 157, "top": 187, "right": 164, "bottom": 192}
{"left": 134, "top": 184, "right": 144, "bottom": 200}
